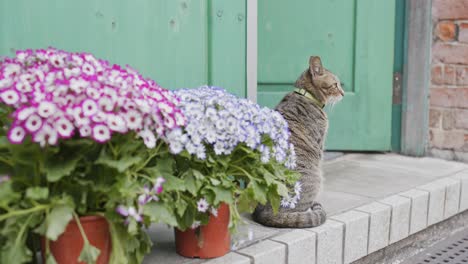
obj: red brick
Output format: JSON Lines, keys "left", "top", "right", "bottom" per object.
{"left": 429, "top": 108, "right": 442, "bottom": 128}
{"left": 435, "top": 21, "right": 457, "bottom": 41}
{"left": 444, "top": 65, "right": 457, "bottom": 84}
{"left": 456, "top": 66, "right": 468, "bottom": 85}
{"left": 432, "top": 65, "right": 444, "bottom": 85}
{"left": 430, "top": 88, "right": 468, "bottom": 108}
{"left": 433, "top": 43, "right": 468, "bottom": 65}
{"left": 443, "top": 109, "right": 455, "bottom": 129}
{"left": 433, "top": 0, "right": 468, "bottom": 20}
{"left": 459, "top": 23, "right": 468, "bottom": 43}
{"left": 429, "top": 129, "right": 465, "bottom": 149}
{"left": 455, "top": 108, "right": 468, "bottom": 129}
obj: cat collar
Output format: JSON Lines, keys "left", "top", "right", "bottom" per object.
{"left": 294, "top": 88, "right": 325, "bottom": 109}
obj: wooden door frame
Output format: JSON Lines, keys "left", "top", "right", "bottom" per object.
{"left": 249, "top": 0, "right": 433, "bottom": 155}
{"left": 400, "top": 0, "right": 432, "bottom": 156}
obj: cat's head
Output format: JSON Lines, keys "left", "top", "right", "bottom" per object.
{"left": 294, "top": 56, "right": 344, "bottom": 106}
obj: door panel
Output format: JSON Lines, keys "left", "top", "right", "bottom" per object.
{"left": 258, "top": 0, "right": 395, "bottom": 151}
{"left": 0, "top": 0, "right": 246, "bottom": 96}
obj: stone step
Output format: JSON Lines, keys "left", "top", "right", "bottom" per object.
{"left": 144, "top": 154, "right": 468, "bottom": 264}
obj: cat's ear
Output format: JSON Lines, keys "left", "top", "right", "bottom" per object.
{"left": 309, "top": 56, "right": 323, "bottom": 77}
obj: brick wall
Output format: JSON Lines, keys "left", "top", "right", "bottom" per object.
{"left": 429, "top": 0, "right": 468, "bottom": 162}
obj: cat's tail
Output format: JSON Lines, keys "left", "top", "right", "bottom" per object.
{"left": 252, "top": 202, "right": 326, "bottom": 228}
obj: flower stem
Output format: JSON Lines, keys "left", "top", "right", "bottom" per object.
{"left": 229, "top": 165, "right": 254, "bottom": 179}
{"left": 73, "top": 212, "right": 90, "bottom": 244}
{"left": 0, "top": 205, "right": 49, "bottom": 221}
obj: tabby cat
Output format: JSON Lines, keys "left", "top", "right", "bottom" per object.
{"left": 253, "top": 56, "right": 344, "bottom": 228}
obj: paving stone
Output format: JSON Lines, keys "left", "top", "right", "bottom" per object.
{"left": 202, "top": 252, "right": 251, "bottom": 264}
{"left": 451, "top": 170, "right": 468, "bottom": 212}
{"left": 331, "top": 211, "right": 369, "bottom": 264}
{"left": 354, "top": 202, "right": 391, "bottom": 254}
{"left": 417, "top": 180, "right": 447, "bottom": 225}
{"left": 270, "top": 230, "right": 316, "bottom": 264}
{"left": 443, "top": 178, "right": 461, "bottom": 218}
{"left": 237, "top": 240, "right": 286, "bottom": 264}
{"left": 318, "top": 189, "right": 372, "bottom": 216}
{"left": 307, "top": 219, "right": 344, "bottom": 264}
{"left": 232, "top": 215, "right": 282, "bottom": 250}
{"left": 399, "top": 189, "right": 429, "bottom": 234}
{"left": 379, "top": 195, "right": 411, "bottom": 244}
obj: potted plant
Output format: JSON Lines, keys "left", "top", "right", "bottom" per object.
{"left": 0, "top": 48, "right": 186, "bottom": 264}
{"left": 161, "top": 86, "right": 300, "bottom": 258}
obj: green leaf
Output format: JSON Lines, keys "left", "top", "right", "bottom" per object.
{"left": 210, "top": 178, "right": 221, "bottom": 186}
{"left": 275, "top": 182, "right": 289, "bottom": 197}
{"left": 78, "top": 242, "right": 101, "bottom": 264}
{"left": 183, "top": 172, "right": 199, "bottom": 196}
{"left": 108, "top": 219, "right": 130, "bottom": 264}
{"left": 143, "top": 202, "right": 177, "bottom": 227}
{"left": 46, "top": 205, "right": 74, "bottom": 241}
{"left": 175, "top": 199, "right": 188, "bottom": 217}
{"left": 155, "top": 156, "right": 174, "bottom": 176}
{"left": 250, "top": 181, "right": 267, "bottom": 204}
{"left": 45, "top": 155, "right": 81, "bottom": 182}
{"left": 0, "top": 181, "right": 20, "bottom": 205}
{"left": 96, "top": 150, "right": 142, "bottom": 173}
{"left": 162, "top": 175, "right": 186, "bottom": 192}
{"left": 26, "top": 187, "right": 49, "bottom": 200}
{"left": 210, "top": 186, "right": 234, "bottom": 205}
{"left": 1, "top": 243, "right": 33, "bottom": 264}
{"left": 268, "top": 188, "right": 281, "bottom": 214}
{"left": 192, "top": 169, "right": 205, "bottom": 180}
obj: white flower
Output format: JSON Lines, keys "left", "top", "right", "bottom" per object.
{"left": 70, "top": 78, "right": 88, "bottom": 93}
{"left": 0, "top": 89, "right": 20, "bottom": 105}
{"left": 92, "top": 124, "right": 111, "bottom": 142}
{"left": 79, "top": 125, "right": 91, "bottom": 137}
{"left": 55, "top": 118, "right": 74, "bottom": 138}
{"left": 82, "top": 62, "right": 95, "bottom": 75}
{"left": 138, "top": 129, "right": 156, "bottom": 148}
{"left": 124, "top": 110, "right": 142, "bottom": 130}
{"left": 82, "top": 99, "right": 98, "bottom": 116}
{"left": 34, "top": 124, "right": 58, "bottom": 147}
{"left": 197, "top": 198, "right": 209, "bottom": 213}
{"left": 24, "top": 114, "right": 42, "bottom": 132}
{"left": 37, "top": 101, "right": 56, "bottom": 118}
{"left": 4, "top": 64, "right": 21, "bottom": 78}
{"left": 17, "top": 107, "right": 36, "bottom": 121}
{"left": 8, "top": 126, "right": 26, "bottom": 144}
{"left": 107, "top": 114, "right": 127, "bottom": 133}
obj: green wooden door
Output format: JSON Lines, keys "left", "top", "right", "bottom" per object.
{"left": 258, "top": 0, "right": 395, "bottom": 151}
{"left": 0, "top": 0, "right": 246, "bottom": 97}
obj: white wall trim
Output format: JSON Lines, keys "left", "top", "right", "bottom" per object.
{"left": 246, "top": 0, "right": 257, "bottom": 102}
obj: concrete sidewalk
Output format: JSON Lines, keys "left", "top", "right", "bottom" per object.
{"left": 143, "top": 154, "right": 468, "bottom": 264}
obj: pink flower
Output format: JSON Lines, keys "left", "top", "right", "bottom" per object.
{"left": 81, "top": 99, "right": 98, "bottom": 116}
{"left": 37, "top": 101, "right": 56, "bottom": 118}
{"left": 8, "top": 125, "right": 26, "bottom": 144}
{"left": 0, "top": 90, "right": 20, "bottom": 105}
{"left": 24, "top": 114, "right": 42, "bottom": 132}
{"left": 55, "top": 118, "right": 74, "bottom": 138}
{"left": 92, "top": 124, "right": 111, "bottom": 143}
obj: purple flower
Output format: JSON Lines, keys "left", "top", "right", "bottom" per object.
{"left": 116, "top": 205, "right": 143, "bottom": 223}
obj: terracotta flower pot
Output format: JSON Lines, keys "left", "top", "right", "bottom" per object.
{"left": 42, "top": 215, "right": 111, "bottom": 264}
{"left": 175, "top": 203, "right": 230, "bottom": 259}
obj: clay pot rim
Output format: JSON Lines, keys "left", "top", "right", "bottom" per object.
{"left": 72, "top": 215, "right": 106, "bottom": 223}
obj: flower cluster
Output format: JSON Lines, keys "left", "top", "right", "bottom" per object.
{"left": 167, "top": 86, "right": 296, "bottom": 168}
{"left": 0, "top": 175, "right": 10, "bottom": 184}
{"left": 280, "top": 182, "right": 302, "bottom": 208}
{"left": 117, "top": 177, "right": 165, "bottom": 224}
{"left": 0, "top": 48, "right": 185, "bottom": 148}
